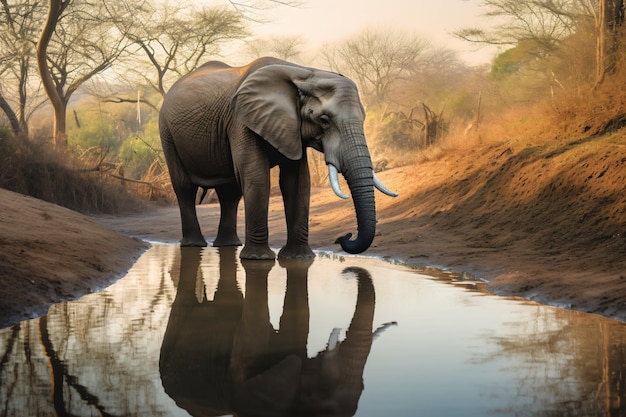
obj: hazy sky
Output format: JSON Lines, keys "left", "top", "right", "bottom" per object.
{"left": 239, "top": 0, "right": 499, "bottom": 65}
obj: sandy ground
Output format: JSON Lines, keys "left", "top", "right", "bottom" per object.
{"left": 1, "top": 134, "right": 625, "bottom": 328}
{"left": 0, "top": 188, "right": 148, "bottom": 327}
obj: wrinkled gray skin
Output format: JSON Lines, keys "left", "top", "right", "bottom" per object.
{"left": 159, "top": 57, "right": 388, "bottom": 259}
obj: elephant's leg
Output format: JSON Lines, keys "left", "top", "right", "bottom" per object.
{"left": 161, "top": 129, "right": 207, "bottom": 247}
{"left": 277, "top": 156, "right": 314, "bottom": 259}
{"left": 176, "top": 183, "right": 208, "bottom": 247}
{"left": 239, "top": 181, "right": 274, "bottom": 259}
{"left": 231, "top": 258, "right": 273, "bottom": 381}
{"left": 213, "top": 184, "right": 242, "bottom": 247}
{"left": 233, "top": 133, "right": 275, "bottom": 260}
{"left": 274, "top": 259, "right": 311, "bottom": 357}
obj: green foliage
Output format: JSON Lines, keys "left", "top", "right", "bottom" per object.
{"left": 66, "top": 95, "right": 163, "bottom": 179}
{"left": 68, "top": 112, "right": 120, "bottom": 155}
{"left": 118, "top": 117, "right": 163, "bottom": 179}
{"left": 490, "top": 40, "right": 544, "bottom": 80}
{"left": 491, "top": 47, "right": 522, "bottom": 79}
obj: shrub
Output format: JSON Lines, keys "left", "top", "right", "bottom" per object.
{"left": 0, "top": 132, "right": 144, "bottom": 214}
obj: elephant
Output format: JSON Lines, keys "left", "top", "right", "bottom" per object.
{"left": 159, "top": 247, "right": 395, "bottom": 416}
{"left": 159, "top": 57, "right": 398, "bottom": 260}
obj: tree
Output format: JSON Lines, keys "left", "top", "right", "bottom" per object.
{"left": 105, "top": 1, "right": 247, "bottom": 109}
{"left": 596, "top": 0, "right": 625, "bottom": 83}
{"left": 37, "top": 0, "right": 130, "bottom": 149}
{"left": 106, "top": 0, "right": 302, "bottom": 109}
{"left": 455, "top": 0, "right": 592, "bottom": 51}
{"left": 322, "top": 28, "right": 428, "bottom": 108}
{"left": 394, "top": 46, "right": 478, "bottom": 120}
{"left": 0, "top": 0, "right": 44, "bottom": 137}
{"left": 456, "top": 0, "right": 609, "bottom": 86}
{"left": 243, "top": 35, "right": 305, "bottom": 61}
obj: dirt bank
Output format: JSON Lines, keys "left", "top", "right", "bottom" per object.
{"left": 1, "top": 132, "right": 625, "bottom": 328}
{"left": 0, "top": 188, "right": 148, "bottom": 327}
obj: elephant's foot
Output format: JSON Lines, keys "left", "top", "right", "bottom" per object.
{"left": 213, "top": 234, "right": 242, "bottom": 247}
{"left": 180, "top": 236, "right": 208, "bottom": 247}
{"left": 240, "top": 243, "right": 275, "bottom": 260}
{"left": 278, "top": 243, "right": 315, "bottom": 260}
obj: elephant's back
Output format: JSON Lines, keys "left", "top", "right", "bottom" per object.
{"left": 161, "top": 60, "right": 237, "bottom": 132}
{"left": 160, "top": 62, "right": 238, "bottom": 187}
{"left": 167, "top": 63, "right": 237, "bottom": 99}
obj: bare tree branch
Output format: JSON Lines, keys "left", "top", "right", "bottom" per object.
{"left": 113, "top": 2, "right": 248, "bottom": 98}
{"left": 243, "top": 35, "right": 305, "bottom": 61}
{"left": 455, "top": 0, "right": 594, "bottom": 50}
{"left": 226, "top": 0, "right": 303, "bottom": 23}
{"left": 37, "top": 0, "right": 132, "bottom": 148}
{"left": 102, "top": 97, "right": 159, "bottom": 112}
{"left": 0, "top": 0, "right": 44, "bottom": 137}
{"left": 323, "top": 28, "right": 428, "bottom": 107}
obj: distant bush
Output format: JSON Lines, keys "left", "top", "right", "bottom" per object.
{"left": 118, "top": 118, "right": 163, "bottom": 179}
{"left": 68, "top": 116, "right": 120, "bottom": 154}
{"left": 0, "top": 131, "right": 146, "bottom": 214}
{"left": 67, "top": 99, "right": 165, "bottom": 181}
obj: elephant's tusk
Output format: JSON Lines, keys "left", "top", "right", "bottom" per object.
{"left": 373, "top": 170, "right": 399, "bottom": 197}
{"left": 328, "top": 164, "right": 349, "bottom": 199}
{"left": 327, "top": 327, "right": 341, "bottom": 351}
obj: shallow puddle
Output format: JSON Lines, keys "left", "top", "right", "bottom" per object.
{"left": 1, "top": 243, "right": 626, "bottom": 416}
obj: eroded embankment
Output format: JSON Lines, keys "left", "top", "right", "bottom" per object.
{"left": 321, "top": 131, "right": 626, "bottom": 319}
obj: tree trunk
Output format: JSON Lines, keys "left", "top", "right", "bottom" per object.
{"left": 422, "top": 103, "right": 438, "bottom": 146}
{"left": 36, "top": 0, "right": 69, "bottom": 149}
{"left": 0, "top": 94, "right": 21, "bottom": 136}
{"left": 17, "top": 55, "right": 30, "bottom": 137}
{"left": 597, "top": 0, "right": 625, "bottom": 84}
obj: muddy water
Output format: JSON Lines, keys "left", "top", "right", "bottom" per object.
{"left": 1, "top": 243, "right": 626, "bottom": 416}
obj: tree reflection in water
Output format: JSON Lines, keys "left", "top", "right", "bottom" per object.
{"left": 160, "top": 246, "right": 392, "bottom": 417}
{"left": 475, "top": 304, "right": 626, "bottom": 416}
{"left": 2, "top": 243, "right": 626, "bottom": 416}
{"left": 0, "top": 244, "right": 178, "bottom": 417}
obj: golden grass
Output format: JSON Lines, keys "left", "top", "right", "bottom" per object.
{"left": 0, "top": 132, "right": 146, "bottom": 214}
{"left": 409, "top": 72, "right": 626, "bottom": 166}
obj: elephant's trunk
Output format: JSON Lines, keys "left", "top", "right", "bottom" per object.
{"left": 335, "top": 121, "right": 376, "bottom": 254}
{"left": 337, "top": 267, "right": 376, "bottom": 414}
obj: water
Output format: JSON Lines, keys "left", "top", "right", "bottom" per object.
{"left": 1, "top": 243, "right": 626, "bottom": 417}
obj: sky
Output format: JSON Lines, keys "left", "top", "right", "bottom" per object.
{"left": 220, "top": 0, "right": 500, "bottom": 66}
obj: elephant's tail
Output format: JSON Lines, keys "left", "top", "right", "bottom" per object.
{"left": 198, "top": 187, "right": 209, "bottom": 204}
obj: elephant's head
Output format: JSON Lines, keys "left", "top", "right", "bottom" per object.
{"left": 295, "top": 267, "right": 379, "bottom": 417}
{"left": 232, "top": 62, "right": 397, "bottom": 254}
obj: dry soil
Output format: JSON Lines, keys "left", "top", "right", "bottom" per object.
{"left": 1, "top": 133, "right": 625, "bottom": 328}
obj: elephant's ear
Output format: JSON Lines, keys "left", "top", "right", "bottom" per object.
{"left": 232, "top": 64, "right": 312, "bottom": 160}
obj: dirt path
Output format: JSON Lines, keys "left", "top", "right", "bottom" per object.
{"left": 100, "top": 145, "right": 626, "bottom": 322}
{"left": 1, "top": 134, "right": 625, "bottom": 328}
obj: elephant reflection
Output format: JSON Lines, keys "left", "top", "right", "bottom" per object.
{"left": 159, "top": 247, "right": 389, "bottom": 417}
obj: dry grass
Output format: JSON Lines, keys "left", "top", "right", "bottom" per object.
{"left": 0, "top": 132, "right": 148, "bottom": 214}
{"left": 409, "top": 72, "right": 626, "bottom": 166}
{"left": 4, "top": 72, "right": 625, "bottom": 214}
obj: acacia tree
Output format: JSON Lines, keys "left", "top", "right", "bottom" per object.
{"left": 0, "top": 0, "right": 44, "bottom": 137}
{"left": 455, "top": 0, "right": 587, "bottom": 49}
{"left": 322, "top": 28, "right": 428, "bottom": 108}
{"left": 102, "top": 1, "right": 247, "bottom": 111}
{"left": 243, "top": 35, "right": 305, "bottom": 61}
{"left": 455, "top": 0, "right": 606, "bottom": 83}
{"left": 106, "top": 0, "right": 302, "bottom": 109}
{"left": 37, "top": 0, "right": 131, "bottom": 148}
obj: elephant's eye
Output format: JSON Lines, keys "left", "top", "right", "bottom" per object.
{"left": 319, "top": 114, "right": 331, "bottom": 128}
